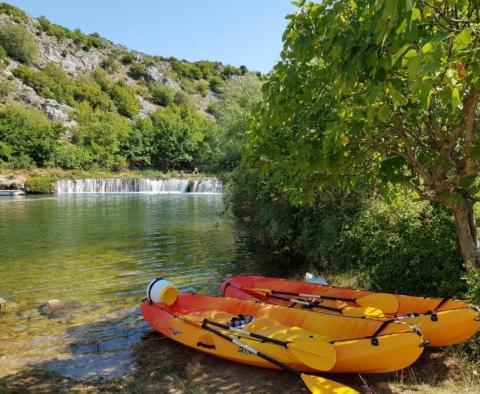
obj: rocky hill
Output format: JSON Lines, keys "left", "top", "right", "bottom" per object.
{"left": 0, "top": 3, "right": 250, "bottom": 125}
{"left": 0, "top": 3, "right": 257, "bottom": 174}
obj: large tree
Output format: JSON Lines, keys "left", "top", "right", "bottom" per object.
{"left": 252, "top": 0, "right": 480, "bottom": 270}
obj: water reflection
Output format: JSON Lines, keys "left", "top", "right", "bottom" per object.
{"left": 0, "top": 194, "right": 291, "bottom": 378}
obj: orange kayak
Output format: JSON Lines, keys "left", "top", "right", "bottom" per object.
{"left": 221, "top": 276, "right": 480, "bottom": 347}
{"left": 142, "top": 291, "right": 425, "bottom": 374}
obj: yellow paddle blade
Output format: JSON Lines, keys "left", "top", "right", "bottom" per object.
{"left": 287, "top": 340, "right": 336, "bottom": 371}
{"left": 356, "top": 293, "right": 399, "bottom": 314}
{"left": 335, "top": 306, "right": 384, "bottom": 318}
{"left": 300, "top": 373, "right": 359, "bottom": 394}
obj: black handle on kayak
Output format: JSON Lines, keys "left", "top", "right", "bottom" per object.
{"left": 201, "top": 319, "right": 300, "bottom": 377}
{"left": 203, "top": 318, "right": 288, "bottom": 347}
{"left": 271, "top": 289, "right": 357, "bottom": 303}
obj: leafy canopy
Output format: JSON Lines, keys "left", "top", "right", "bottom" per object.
{"left": 254, "top": 0, "right": 480, "bottom": 209}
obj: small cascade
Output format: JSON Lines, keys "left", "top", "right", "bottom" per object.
{"left": 55, "top": 178, "right": 223, "bottom": 194}
{"left": 190, "top": 178, "right": 224, "bottom": 194}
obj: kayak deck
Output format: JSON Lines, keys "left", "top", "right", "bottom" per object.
{"left": 221, "top": 275, "right": 480, "bottom": 346}
{"left": 141, "top": 292, "right": 425, "bottom": 373}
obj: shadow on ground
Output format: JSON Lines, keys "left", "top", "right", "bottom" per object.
{"left": 0, "top": 315, "right": 474, "bottom": 394}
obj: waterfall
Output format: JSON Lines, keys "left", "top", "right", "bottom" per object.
{"left": 55, "top": 178, "right": 223, "bottom": 194}
{"left": 190, "top": 178, "right": 223, "bottom": 194}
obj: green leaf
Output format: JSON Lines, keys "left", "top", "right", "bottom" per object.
{"left": 411, "top": 8, "right": 421, "bottom": 21}
{"left": 421, "top": 42, "right": 433, "bottom": 53}
{"left": 451, "top": 87, "right": 460, "bottom": 110}
{"left": 391, "top": 44, "right": 410, "bottom": 65}
{"left": 408, "top": 55, "right": 421, "bottom": 79}
{"left": 378, "top": 104, "right": 391, "bottom": 122}
{"left": 456, "top": 29, "right": 473, "bottom": 45}
{"left": 418, "top": 81, "right": 433, "bottom": 110}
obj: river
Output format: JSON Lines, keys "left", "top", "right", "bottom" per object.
{"left": 0, "top": 193, "right": 290, "bottom": 379}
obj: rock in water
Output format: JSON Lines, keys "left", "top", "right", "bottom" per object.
{"left": 39, "top": 299, "right": 81, "bottom": 318}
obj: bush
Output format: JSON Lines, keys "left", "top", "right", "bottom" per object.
{"left": 151, "top": 85, "right": 175, "bottom": 106}
{"left": 0, "top": 106, "right": 63, "bottom": 167}
{"left": 173, "top": 91, "right": 190, "bottom": 106}
{"left": 74, "top": 103, "right": 131, "bottom": 169}
{"left": 209, "top": 76, "right": 224, "bottom": 93}
{"left": 129, "top": 63, "right": 145, "bottom": 79}
{"left": 100, "top": 56, "right": 120, "bottom": 73}
{"left": 25, "top": 176, "right": 56, "bottom": 194}
{"left": 341, "top": 197, "right": 465, "bottom": 297}
{"left": 0, "top": 45, "right": 8, "bottom": 69}
{"left": 38, "top": 17, "right": 105, "bottom": 50}
{"left": 171, "top": 60, "right": 203, "bottom": 80}
{"left": 54, "top": 144, "right": 92, "bottom": 170}
{"left": 122, "top": 53, "right": 135, "bottom": 64}
{"left": 14, "top": 63, "right": 74, "bottom": 103}
{"left": 196, "top": 81, "right": 209, "bottom": 97}
{"left": 0, "top": 3, "right": 29, "bottom": 23}
{"left": 0, "top": 79, "right": 12, "bottom": 97}
{"left": 73, "top": 77, "right": 113, "bottom": 111}
{"left": 110, "top": 82, "right": 140, "bottom": 118}
{"left": 0, "top": 25, "right": 39, "bottom": 64}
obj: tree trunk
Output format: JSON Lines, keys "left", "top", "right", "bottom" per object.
{"left": 452, "top": 200, "right": 480, "bottom": 271}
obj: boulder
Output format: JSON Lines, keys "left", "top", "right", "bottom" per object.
{"left": 138, "top": 96, "right": 157, "bottom": 118}
{"left": 144, "top": 66, "right": 177, "bottom": 88}
{"left": 39, "top": 299, "right": 81, "bottom": 318}
{"left": 41, "top": 99, "right": 77, "bottom": 127}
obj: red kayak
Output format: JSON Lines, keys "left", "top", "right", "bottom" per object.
{"left": 221, "top": 275, "right": 480, "bottom": 346}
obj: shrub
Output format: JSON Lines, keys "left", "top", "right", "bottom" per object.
{"left": 0, "top": 25, "right": 39, "bottom": 64}
{"left": 38, "top": 17, "right": 105, "bottom": 50}
{"left": 0, "top": 45, "right": 8, "bottom": 69}
{"left": 100, "top": 56, "right": 119, "bottom": 73}
{"left": 0, "top": 106, "right": 63, "bottom": 167}
{"left": 209, "top": 76, "right": 224, "bottom": 93}
{"left": 196, "top": 60, "right": 218, "bottom": 79}
{"left": 341, "top": 197, "right": 465, "bottom": 297}
{"left": 54, "top": 144, "right": 92, "bottom": 170}
{"left": 14, "top": 63, "right": 74, "bottom": 103}
{"left": 122, "top": 53, "right": 135, "bottom": 64}
{"left": 73, "top": 77, "right": 113, "bottom": 111}
{"left": 171, "top": 60, "right": 202, "bottom": 80}
{"left": 222, "top": 64, "right": 240, "bottom": 78}
{"left": 180, "top": 77, "right": 195, "bottom": 94}
{"left": 151, "top": 85, "right": 175, "bottom": 107}
{"left": 110, "top": 82, "right": 140, "bottom": 117}
{"left": 129, "top": 63, "right": 145, "bottom": 79}
{"left": 196, "top": 81, "right": 209, "bottom": 97}
{"left": 0, "top": 79, "right": 12, "bottom": 97}
{"left": 25, "top": 176, "right": 56, "bottom": 194}
{"left": 173, "top": 91, "right": 190, "bottom": 106}
{"left": 74, "top": 103, "right": 131, "bottom": 169}
{"left": 0, "top": 3, "right": 29, "bottom": 23}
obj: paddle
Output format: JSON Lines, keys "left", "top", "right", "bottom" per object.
{"left": 203, "top": 318, "right": 336, "bottom": 371}
{"left": 243, "top": 288, "right": 385, "bottom": 318}
{"left": 201, "top": 319, "right": 358, "bottom": 394}
{"left": 268, "top": 289, "right": 399, "bottom": 314}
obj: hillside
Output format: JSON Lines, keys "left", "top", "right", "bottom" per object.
{"left": 0, "top": 2, "right": 258, "bottom": 174}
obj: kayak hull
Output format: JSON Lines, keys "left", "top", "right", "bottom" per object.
{"left": 221, "top": 276, "right": 480, "bottom": 347}
{"left": 141, "top": 293, "right": 424, "bottom": 373}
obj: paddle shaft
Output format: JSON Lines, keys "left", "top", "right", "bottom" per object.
{"left": 271, "top": 289, "right": 360, "bottom": 303}
{"left": 201, "top": 319, "right": 300, "bottom": 376}
{"left": 203, "top": 318, "right": 288, "bottom": 347}
{"left": 265, "top": 293, "right": 346, "bottom": 313}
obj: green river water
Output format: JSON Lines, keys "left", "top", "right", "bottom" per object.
{"left": 0, "top": 194, "right": 288, "bottom": 379}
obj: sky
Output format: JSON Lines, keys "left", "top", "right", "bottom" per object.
{"left": 6, "top": 0, "right": 296, "bottom": 73}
